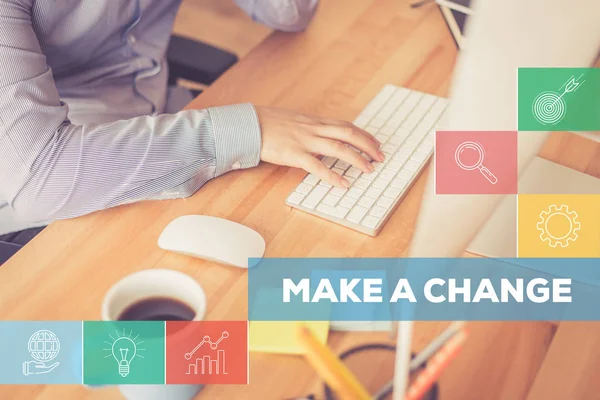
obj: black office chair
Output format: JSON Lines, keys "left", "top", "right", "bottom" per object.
{"left": 166, "top": 35, "right": 238, "bottom": 96}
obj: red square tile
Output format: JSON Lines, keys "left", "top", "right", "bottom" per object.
{"left": 166, "top": 321, "right": 247, "bottom": 385}
{"left": 435, "top": 131, "right": 518, "bottom": 194}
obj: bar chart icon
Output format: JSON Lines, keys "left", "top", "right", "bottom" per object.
{"left": 184, "top": 331, "right": 229, "bottom": 376}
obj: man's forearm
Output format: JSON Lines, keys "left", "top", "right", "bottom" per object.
{"left": 6, "top": 104, "right": 261, "bottom": 222}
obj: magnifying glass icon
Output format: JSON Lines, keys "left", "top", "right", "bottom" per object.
{"left": 454, "top": 141, "right": 498, "bottom": 184}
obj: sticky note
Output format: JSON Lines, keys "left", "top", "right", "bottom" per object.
{"left": 249, "top": 288, "right": 329, "bottom": 354}
{"left": 249, "top": 321, "right": 329, "bottom": 355}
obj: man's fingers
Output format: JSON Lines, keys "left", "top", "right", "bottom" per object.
{"left": 318, "top": 124, "right": 384, "bottom": 162}
{"left": 297, "top": 154, "right": 349, "bottom": 188}
{"left": 317, "top": 118, "right": 380, "bottom": 145}
{"left": 309, "top": 138, "right": 374, "bottom": 173}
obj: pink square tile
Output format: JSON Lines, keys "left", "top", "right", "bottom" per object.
{"left": 435, "top": 131, "right": 517, "bottom": 194}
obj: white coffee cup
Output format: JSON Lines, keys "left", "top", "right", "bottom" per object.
{"left": 101, "top": 269, "right": 207, "bottom": 400}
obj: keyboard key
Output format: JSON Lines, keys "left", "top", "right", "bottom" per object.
{"left": 287, "top": 192, "right": 305, "bottom": 205}
{"left": 332, "top": 167, "right": 345, "bottom": 175}
{"left": 330, "top": 187, "right": 348, "bottom": 197}
{"left": 388, "top": 135, "right": 405, "bottom": 146}
{"left": 397, "top": 169, "right": 413, "bottom": 180}
{"left": 379, "top": 169, "right": 396, "bottom": 181}
{"left": 381, "top": 144, "right": 398, "bottom": 154}
{"left": 416, "top": 143, "right": 432, "bottom": 155}
{"left": 391, "top": 86, "right": 410, "bottom": 101}
{"left": 364, "top": 187, "right": 383, "bottom": 199}
{"left": 346, "top": 187, "right": 364, "bottom": 199}
{"left": 372, "top": 178, "right": 390, "bottom": 190}
{"left": 334, "top": 160, "right": 351, "bottom": 170}
{"left": 354, "top": 178, "right": 371, "bottom": 190}
{"left": 362, "top": 216, "right": 380, "bottom": 229}
{"left": 386, "top": 117, "right": 403, "bottom": 127}
{"left": 335, "top": 206, "right": 351, "bottom": 219}
{"left": 346, "top": 206, "right": 369, "bottom": 223}
{"left": 322, "top": 156, "right": 336, "bottom": 168}
{"left": 381, "top": 84, "right": 399, "bottom": 96}
{"left": 404, "top": 142, "right": 419, "bottom": 154}
{"left": 394, "top": 128, "right": 412, "bottom": 139}
{"left": 391, "top": 177, "right": 408, "bottom": 189}
{"left": 370, "top": 206, "right": 387, "bottom": 218}
{"left": 362, "top": 171, "right": 378, "bottom": 181}
{"left": 386, "top": 160, "right": 404, "bottom": 171}
{"left": 379, "top": 125, "right": 397, "bottom": 136}
{"left": 425, "top": 132, "right": 435, "bottom": 144}
{"left": 404, "top": 136, "right": 420, "bottom": 146}
{"left": 365, "top": 126, "right": 378, "bottom": 135}
{"left": 345, "top": 167, "right": 362, "bottom": 178}
{"left": 410, "top": 152, "right": 428, "bottom": 164}
{"left": 317, "top": 204, "right": 337, "bottom": 215}
{"left": 302, "top": 185, "right": 329, "bottom": 209}
{"left": 319, "top": 180, "right": 333, "bottom": 188}
{"left": 404, "top": 160, "right": 421, "bottom": 172}
{"left": 353, "top": 116, "right": 370, "bottom": 128}
{"left": 322, "top": 194, "right": 341, "bottom": 206}
{"left": 339, "top": 196, "right": 357, "bottom": 208}
{"left": 375, "top": 133, "right": 390, "bottom": 143}
{"left": 358, "top": 196, "right": 376, "bottom": 208}
{"left": 303, "top": 174, "right": 320, "bottom": 185}
{"left": 373, "top": 162, "right": 385, "bottom": 171}
{"left": 296, "top": 183, "right": 313, "bottom": 195}
{"left": 378, "top": 104, "right": 399, "bottom": 120}
{"left": 384, "top": 187, "right": 402, "bottom": 198}
{"left": 377, "top": 196, "right": 394, "bottom": 209}
{"left": 370, "top": 117, "right": 387, "bottom": 129}
{"left": 392, "top": 152, "right": 410, "bottom": 164}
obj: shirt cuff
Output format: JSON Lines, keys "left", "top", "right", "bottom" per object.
{"left": 207, "top": 103, "right": 262, "bottom": 177}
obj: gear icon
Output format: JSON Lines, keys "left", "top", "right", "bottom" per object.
{"left": 536, "top": 204, "right": 581, "bottom": 248}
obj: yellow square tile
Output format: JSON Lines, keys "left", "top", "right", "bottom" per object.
{"left": 518, "top": 194, "right": 600, "bottom": 257}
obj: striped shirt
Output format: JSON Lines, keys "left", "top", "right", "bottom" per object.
{"left": 0, "top": 0, "right": 318, "bottom": 235}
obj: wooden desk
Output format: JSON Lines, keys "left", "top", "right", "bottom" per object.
{"left": 0, "top": 0, "right": 598, "bottom": 399}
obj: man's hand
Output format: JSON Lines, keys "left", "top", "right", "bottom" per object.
{"left": 256, "top": 107, "right": 385, "bottom": 188}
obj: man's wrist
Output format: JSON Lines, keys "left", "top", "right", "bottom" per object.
{"left": 207, "top": 103, "right": 262, "bottom": 177}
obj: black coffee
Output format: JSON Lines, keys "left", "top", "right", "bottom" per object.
{"left": 118, "top": 297, "right": 196, "bottom": 321}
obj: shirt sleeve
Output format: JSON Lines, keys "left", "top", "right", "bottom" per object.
{"left": 234, "top": 0, "right": 319, "bottom": 32}
{"left": 0, "top": 1, "right": 261, "bottom": 223}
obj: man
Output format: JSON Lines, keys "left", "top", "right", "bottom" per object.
{"left": 0, "top": 0, "right": 383, "bottom": 261}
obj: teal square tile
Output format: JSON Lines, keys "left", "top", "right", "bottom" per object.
{"left": 83, "top": 321, "right": 165, "bottom": 385}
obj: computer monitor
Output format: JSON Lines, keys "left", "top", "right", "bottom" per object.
{"left": 411, "top": 0, "right": 600, "bottom": 258}
{"left": 394, "top": 0, "right": 600, "bottom": 398}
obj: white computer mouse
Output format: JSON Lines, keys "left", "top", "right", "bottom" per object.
{"left": 158, "top": 215, "right": 265, "bottom": 268}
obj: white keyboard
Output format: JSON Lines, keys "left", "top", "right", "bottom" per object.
{"left": 285, "top": 85, "right": 449, "bottom": 236}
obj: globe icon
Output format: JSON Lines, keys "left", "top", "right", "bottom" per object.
{"left": 28, "top": 330, "right": 60, "bottom": 362}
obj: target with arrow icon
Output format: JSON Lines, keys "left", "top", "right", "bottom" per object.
{"left": 531, "top": 75, "right": 584, "bottom": 125}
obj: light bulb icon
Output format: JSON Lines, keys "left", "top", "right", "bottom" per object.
{"left": 104, "top": 329, "right": 145, "bottom": 378}
{"left": 112, "top": 337, "right": 136, "bottom": 377}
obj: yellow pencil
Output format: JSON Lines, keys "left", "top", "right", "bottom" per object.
{"left": 297, "top": 324, "right": 372, "bottom": 400}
